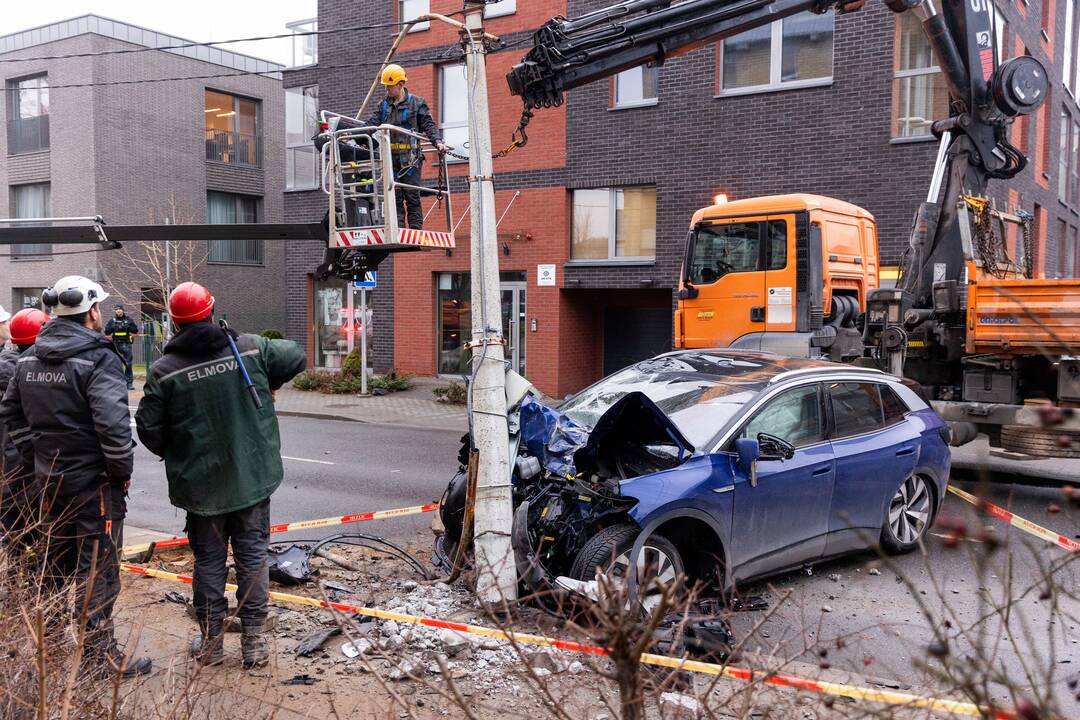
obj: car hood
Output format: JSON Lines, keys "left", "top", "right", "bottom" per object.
{"left": 519, "top": 392, "right": 694, "bottom": 479}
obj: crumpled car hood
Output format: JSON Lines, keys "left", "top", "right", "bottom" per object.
{"left": 518, "top": 391, "right": 694, "bottom": 479}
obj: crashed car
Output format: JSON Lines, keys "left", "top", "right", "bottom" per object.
{"left": 438, "top": 350, "right": 951, "bottom": 605}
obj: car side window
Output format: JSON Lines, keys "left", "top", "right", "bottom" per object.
{"left": 741, "top": 384, "right": 823, "bottom": 449}
{"left": 881, "top": 384, "right": 909, "bottom": 426}
{"left": 829, "top": 382, "right": 884, "bottom": 439}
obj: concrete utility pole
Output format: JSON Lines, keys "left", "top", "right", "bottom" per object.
{"left": 462, "top": 2, "right": 517, "bottom": 605}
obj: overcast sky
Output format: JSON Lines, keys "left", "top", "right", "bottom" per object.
{"left": 4, "top": 0, "right": 318, "bottom": 66}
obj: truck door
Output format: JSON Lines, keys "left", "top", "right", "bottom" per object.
{"left": 764, "top": 214, "right": 797, "bottom": 333}
{"left": 682, "top": 217, "right": 767, "bottom": 348}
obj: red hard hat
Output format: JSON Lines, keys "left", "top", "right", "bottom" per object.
{"left": 169, "top": 282, "right": 215, "bottom": 324}
{"left": 9, "top": 308, "right": 49, "bottom": 346}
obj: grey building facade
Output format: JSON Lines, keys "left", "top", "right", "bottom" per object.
{"left": 0, "top": 15, "right": 287, "bottom": 336}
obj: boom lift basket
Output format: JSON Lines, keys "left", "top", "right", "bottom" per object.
{"left": 318, "top": 111, "right": 455, "bottom": 256}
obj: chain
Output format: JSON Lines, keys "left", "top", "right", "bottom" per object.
{"left": 441, "top": 105, "right": 536, "bottom": 163}
{"left": 1016, "top": 209, "right": 1034, "bottom": 278}
{"left": 963, "top": 195, "right": 1008, "bottom": 279}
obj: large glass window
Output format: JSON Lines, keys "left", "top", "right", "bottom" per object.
{"left": 689, "top": 219, "right": 787, "bottom": 283}
{"left": 440, "top": 64, "right": 469, "bottom": 162}
{"left": 438, "top": 273, "right": 471, "bottom": 375}
{"left": 12, "top": 287, "right": 47, "bottom": 311}
{"left": 205, "top": 90, "right": 261, "bottom": 166}
{"left": 1061, "top": 109, "right": 1072, "bottom": 201}
{"left": 401, "top": 0, "right": 430, "bottom": 31}
{"left": 287, "top": 19, "right": 318, "bottom": 67}
{"left": 571, "top": 187, "right": 656, "bottom": 261}
{"left": 314, "top": 278, "right": 348, "bottom": 368}
{"left": 829, "top": 382, "right": 886, "bottom": 439}
{"left": 1066, "top": 0, "right": 1075, "bottom": 95}
{"left": 894, "top": 12, "right": 949, "bottom": 138}
{"left": 721, "top": 12, "right": 833, "bottom": 93}
{"left": 286, "top": 85, "right": 319, "bottom": 190}
{"left": 6, "top": 75, "right": 49, "bottom": 154}
{"left": 742, "top": 384, "right": 824, "bottom": 448}
{"left": 614, "top": 65, "right": 659, "bottom": 107}
{"left": 9, "top": 183, "right": 51, "bottom": 258}
{"left": 207, "top": 192, "right": 261, "bottom": 264}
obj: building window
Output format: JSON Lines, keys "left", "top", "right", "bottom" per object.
{"left": 205, "top": 90, "right": 261, "bottom": 166}
{"left": 485, "top": 0, "right": 517, "bottom": 18}
{"left": 893, "top": 12, "right": 949, "bottom": 138}
{"left": 440, "top": 64, "right": 469, "bottom": 162}
{"left": 401, "top": 0, "right": 430, "bottom": 31}
{"left": 1067, "top": 0, "right": 1076, "bottom": 94}
{"left": 287, "top": 19, "right": 318, "bottom": 67}
{"left": 720, "top": 12, "right": 833, "bottom": 94}
{"left": 994, "top": 5, "right": 1008, "bottom": 64}
{"left": 571, "top": 187, "right": 657, "bottom": 261}
{"left": 12, "top": 287, "right": 47, "bottom": 311}
{"left": 286, "top": 85, "right": 319, "bottom": 190}
{"left": 9, "top": 183, "right": 51, "bottom": 259}
{"left": 6, "top": 74, "right": 49, "bottom": 154}
{"left": 614, "top": 65, "right": 659, "bottom": 108}
{"left": 207, "top": 192, "right": 262, "bottom": 265}
{"left": 1060, "top": 108, "right": 1071, "bottom": 200}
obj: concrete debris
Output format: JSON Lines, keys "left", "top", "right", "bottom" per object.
{"left": 436, "top": 628, "right": 472, "bottom": 656}
{"left": 868, "top": 568, "right": 882, "bottom": 576}
{"left": 401, "top": 580, "right": 419, "bottom": 591}
{"left": 660, "top": 692, "right": 701, "bottom": 719}
{"left": 828, "top": 574, "right": 840, "bottom": 583}
{"left": 296, "top": 627, "right": 341, "bottom": 657}
{"left": 821, "top": 605, "right": 834, "bottom": 613}
{"left": 527, "top": 651, "right": 565, "bottom": 674}
{"left": 568, "top": 660, "right": 585, "bottom": 675}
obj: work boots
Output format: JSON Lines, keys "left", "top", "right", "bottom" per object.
{"left": 190, "top": 618, "right": 224, "bottom": 667}
{"left": 241, "top": 622, "right": 269, "bottom": 669}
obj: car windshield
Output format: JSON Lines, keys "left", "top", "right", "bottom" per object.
{"left": 559, "top": 353, "right": 781, "bottom": 448}
{"left": 688, "top": 222, "right": 760, "bottom": 284}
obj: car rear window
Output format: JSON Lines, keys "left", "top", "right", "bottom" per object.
{"left": 881, "top": 384, "right": 909, "bottom": 426}
{"left": 829, "top": 382, "right": 884, "bottom": 439}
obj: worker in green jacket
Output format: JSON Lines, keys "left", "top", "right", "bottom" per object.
{"left": 135, "top": 282, "right": 305, "bottom": 669}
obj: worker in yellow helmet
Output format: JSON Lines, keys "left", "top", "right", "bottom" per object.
{"left": 365, "top": 64, "right": 450, "bottom": 230}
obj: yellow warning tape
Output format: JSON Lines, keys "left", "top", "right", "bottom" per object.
{"left": 120, "top": 563, "right": 1011, "bottom": 719}
{"left": 948, "top": 485, "right": 1079, "bottom": 553}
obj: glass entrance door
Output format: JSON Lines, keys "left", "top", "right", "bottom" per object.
{"left": 500, "top": 282, "right": 526, "bottom": 376}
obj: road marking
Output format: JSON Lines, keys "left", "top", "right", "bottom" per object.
{"left": 948, "top": 485, "right": 1079, "bottom": 552}
{"left": 282, "top": 455, "right": 336, "bottom": 465}
{"left": 121, "top": 562, "right": 1017, "bottom": 719}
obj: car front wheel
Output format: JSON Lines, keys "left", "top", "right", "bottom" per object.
{"left": 881, "top": 474, "right": 933, "bottom": 554}
{"left": 570, "top": 524, "right": 684, "bottom": 612}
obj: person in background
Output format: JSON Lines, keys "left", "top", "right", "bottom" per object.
{"left": 104, "top": 303, "right": 139, "bottom": 390}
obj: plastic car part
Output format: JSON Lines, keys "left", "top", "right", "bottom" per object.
{"left": 651, "top": 609, "right": 736, "bottom": 663}
{"left": 268, "top": 544, "right": 315, "bottom": 585}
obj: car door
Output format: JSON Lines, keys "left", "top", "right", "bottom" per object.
{"left": 824, "top": 381, "right": 921, "bottom": 556}
{"left": 728, "top": 383, "right": 836, "bottom": 582}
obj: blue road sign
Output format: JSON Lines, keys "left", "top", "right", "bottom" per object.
{"left": 354, "top": 271, "right": 377, "bottom": 288}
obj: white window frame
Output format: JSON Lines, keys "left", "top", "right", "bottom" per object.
{"left": 568, "top": 187, "right": 656, "bottom": 265}
{"left": 286, "top": 18, "right": 318, "bottom": 67}
{"left": 718, "top": 16, "right": 834, "bottom": 97}
{"left": 484, "top": 0, "right": 517, "bottom": 18}
{"left": 286, "top": 84, "right": 319, "bottom": 191}
{"left": 993, "top": 5, "right": 1007, "bottom": 64}
{"left": 1066, "top": 0, "right": 1075, "bottom": 95}
{"left": 894, "top": 65, "right": 943, "bottom": 139}
{"left": 401, "top": 0, "right": 430, "bottom": 32}
{"left": 612, "top": 65, "right": 659, "bottom": 109}
{"left": 440, "top": 63, "right": 469, "bottom": 164}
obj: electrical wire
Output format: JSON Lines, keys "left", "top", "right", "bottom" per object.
{"left": 0, "top": 19, "right": 461, "bottom": 65}
{"left": 0, "top": 246, "right": 112, "bottom": 257}
{"left": 269, "top": 532, "right": 431, "bottom": 579}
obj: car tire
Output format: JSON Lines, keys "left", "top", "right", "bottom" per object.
{"left": 880, "top": 474, "right": 934, "bottom": 554}
{"left": 570, "top": 524, "right": 684, "bottom": 609}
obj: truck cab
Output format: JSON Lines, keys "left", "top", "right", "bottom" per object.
{"left": 675, "top": 193, "right": 879, "bottom": 361}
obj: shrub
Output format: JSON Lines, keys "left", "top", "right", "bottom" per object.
{"left": 260, "top": 328, "right": 284, "bottom": 339}
{"left": 433, "top": 381, "right": 467, "bottom": 405}
{"left": 328, "top": 376, "right": 363, "bottom": 394}
{"left": 292, "top": 371, "right": 328, "bottom": 391}
{"left": 340, "top": 349, "right": 362, "bottom": 379}
{"left": 369, "top": 372, "right": 413, "bottom": 392}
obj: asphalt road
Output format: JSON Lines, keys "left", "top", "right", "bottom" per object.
{"left": 125, "top": 414, "right": 1079, "bottom": 711}
{"left": 125, "top": 415, "right": 462, "bottom": 544}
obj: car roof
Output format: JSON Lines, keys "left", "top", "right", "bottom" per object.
{"left": 647, "top": 349, "right": 894, "bottom": 385}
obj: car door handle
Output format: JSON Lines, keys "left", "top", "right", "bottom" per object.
{"left": 811, "top": 466, "right": 832, "bottom": 476}
{"left": 895, "top": 447, "right": 916, "bottom": 457}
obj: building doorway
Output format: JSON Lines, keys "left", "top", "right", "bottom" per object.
{"left": 501, "top": 279, "right": 526, "bottom": 376}
{"left": 437, "top": 271, "right": 526, "bottom": 377}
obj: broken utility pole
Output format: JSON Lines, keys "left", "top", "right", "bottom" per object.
{"left": 461, "top": 1, "right": 517, "bottom": 605}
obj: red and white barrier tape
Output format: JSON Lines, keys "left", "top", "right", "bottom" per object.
{"left": 121, "top": 502, "right": 438, "bottom": 558}
{"left": 120, "top": 562, "right": 1015, "bottom": 719}
{"left": 947, "top": 486, "right": 1079, "bottom": 553}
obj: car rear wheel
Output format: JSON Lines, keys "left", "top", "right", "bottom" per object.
{"left": 881, "top": 474, "right": 932, "bottom": 554}
{"left": 570, "top": 524, "right": 684, "bottom": 612}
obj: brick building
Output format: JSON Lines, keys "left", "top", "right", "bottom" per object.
{"left": 0, "top": 15, "right": 287, "bottom": 338}
{"left": 284, "top": 0, "right": 1078, "bottom": 397}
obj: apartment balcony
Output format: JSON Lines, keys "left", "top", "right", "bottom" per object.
{"left": 6, "top": 116, "right": 49, "bottom": 154}
{"left": 205, "top": 129, "right": 262, "bottom": 167}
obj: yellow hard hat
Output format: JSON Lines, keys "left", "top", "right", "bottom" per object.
{"left": 381, "top": 64, "right": 408, "bottom": 86}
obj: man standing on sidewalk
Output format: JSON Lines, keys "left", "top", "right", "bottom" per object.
{"left": 0, "top": 277, "right": 151, "bottom": 678}
{"left": 104, "top": 304, "right": 139, "bottom": 390}
{"left": 135, "top": 282, "right": 305, "bottom": 668}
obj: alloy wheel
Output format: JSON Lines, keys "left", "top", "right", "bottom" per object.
{"left": 610, "top": 544, "right": 679, "bottom": 612}
{"left": 889, "top": 475, "right": 931, "bottom": 545}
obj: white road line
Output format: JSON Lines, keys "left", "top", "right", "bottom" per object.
{"left": 282, "top": 456, "right": 336, "bottom": 466}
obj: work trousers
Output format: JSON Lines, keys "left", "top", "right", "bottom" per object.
{"left": 116, "top": 342, "right": 134, "bottom": 387}
{"left": 187, "top": 498, "right": 271, "bottom": 629}
{"left": 395, "top": 187, "right": 424, "bottom": 230}
{"left": 44, "top": 483, "right": 125, "bottom": 657}
{"left": 0, "top": 471, "right": 42, "bottom": 546}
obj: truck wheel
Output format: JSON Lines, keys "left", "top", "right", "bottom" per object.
{"left": 1000, "top": 425, "right": 1080, "bottom": 458}
{"left": 571, "top": 524, "right": 683, "bottom": 612}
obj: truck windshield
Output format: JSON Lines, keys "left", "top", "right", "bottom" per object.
{"left": 688, "top": 222, "right": 760, "bottom": 284}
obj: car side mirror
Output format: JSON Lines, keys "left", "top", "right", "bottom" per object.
{"left": 758, "top": 432, "right": 795, "bottom": 461}
{"left": 734, "top": 437, "right": 760, "bottom": 487}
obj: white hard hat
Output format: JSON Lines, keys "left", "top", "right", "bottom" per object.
{"left": 42, "top": 276, "right": 110, "bottom": 316}
{"left": 0, "top": 305, "right": 10, "bottom": 323}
